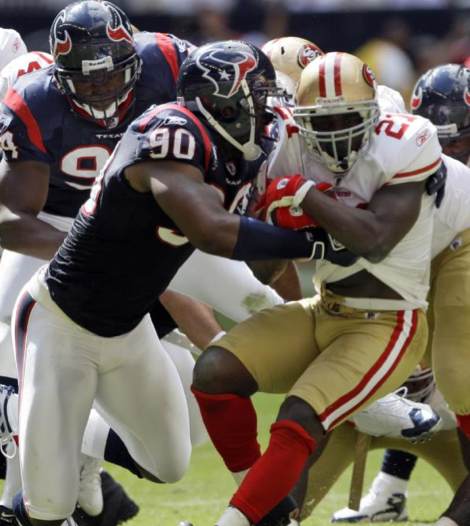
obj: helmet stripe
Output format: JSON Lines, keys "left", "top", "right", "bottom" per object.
{"left": 319, "top": 58, "right": 326, "bottom": 97}
{"left": 334, "top": 52, "right": 342, "bottom": 96}
{"left": 324, "top": 52, "right": 338, "bottom": 98}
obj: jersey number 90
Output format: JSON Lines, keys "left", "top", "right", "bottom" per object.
{"left": 149, "top": 128, "right": 196, "bottom": 160}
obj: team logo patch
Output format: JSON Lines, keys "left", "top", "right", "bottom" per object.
{"left": 297, "top": 44, "right": 322, "bottom": 69}
{"left": 411, "top": 86, "right": 423, "bottom": 110}
{"left": 416, "top": 127, "right": 431, "bottom": 147}
{"left": 362, "top": 64, "right": 376, "bottom": 88}
{"left": 197, "top": 47, "right": 257, "bottom": 99}
{"left": 105, "top": 2, "right": 133, "bottom": 44}
{"left": 51, "top": 13, "right": 72, "bottom": 57}
{"left": 465, "top": 87, "right": 470, "bottom": 107}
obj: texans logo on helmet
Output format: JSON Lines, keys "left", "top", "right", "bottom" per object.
{"left": 51, "top": 12, "right": 72, "bottom": 57}
{"left": 411, "top": 85, "right": 423, "bottom": 110}
{"left": 105, "top": 2, "right": 133, "bottom": 44}
{"left": 297, "top": 44, "right": 322, "bottom": 69}
{"left": 197, "top": 48, "right": 257, "bottom": 99}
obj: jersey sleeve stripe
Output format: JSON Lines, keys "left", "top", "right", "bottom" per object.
{"left": 34, "top": 52, "right": 53, "bottom": 64}
{"left": 393, "top": 157, "right": 441, "bottom": 179}
{"left": 2, "top": 89, "right": 47, "bottom": 154}
{"left": 155, "top": 33, "right": 180, "bottom": 82}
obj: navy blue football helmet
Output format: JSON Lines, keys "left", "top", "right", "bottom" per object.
{"left": 411, "top": 64, "right": 470, "bottom": 163}
{"left": 177, "top": 40, "right": 278, "bottom": 160}
{"left": 50, "top": 0, "right": 141, "bottom": 128}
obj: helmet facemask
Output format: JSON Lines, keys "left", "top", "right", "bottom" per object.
{"left": 55, "top": 42, "right": 141, "bottom": 128}
{"left": 294, "top": 100, "right": 379, "bottom": 173}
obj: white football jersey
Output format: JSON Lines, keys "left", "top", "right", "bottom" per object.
{"left": 268, "top": 110, "right": 442, "bottom": 310}
{"left": 0, "top": 51, "right": 53, "bottom": 100}
{"left": 432, "top": 154, "right": 470, "bottom": 257}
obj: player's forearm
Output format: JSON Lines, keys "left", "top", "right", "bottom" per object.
{"left": 0, "top": 209, "right": 65, "bottom": 260}
{"left": 302, "top": 188, "right": 391, "bottom": 262}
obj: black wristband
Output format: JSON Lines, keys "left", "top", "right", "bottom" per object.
{"left": 232, "top": 216, "right": 314, "bottom": 261}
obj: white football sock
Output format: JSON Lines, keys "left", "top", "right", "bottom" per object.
{"left": 0, "top": 455, "right": 21, "bottom": 508}
{"left": 372, "top": 471, "right": 408, "bottom": 495}
{"left": 217, "top": 507, "right": 250, "bottom": 526}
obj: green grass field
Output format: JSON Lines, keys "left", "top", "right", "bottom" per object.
{"left": 105, "top": 393, "right": 452, "bottom": 526}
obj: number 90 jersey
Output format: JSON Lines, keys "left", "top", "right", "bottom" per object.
{"left": 45, "top": 103, "right": 268, "bottom": 337}
{"left": 268, "top": 110, "right": 442, "bottom": 310}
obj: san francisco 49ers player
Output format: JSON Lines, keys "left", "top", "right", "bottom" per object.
{"left": 190, "top": 52, "right": 443, "bottom": 526}
{"left": 331, "top": 63, "right": 470, "bottom": 526}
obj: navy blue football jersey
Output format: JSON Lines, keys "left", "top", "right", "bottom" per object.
{"left": 0, "top": 32, "right": 193, "bottom": 218}
{"left": 46, "top": 104, "right": 269, "bottom": 337}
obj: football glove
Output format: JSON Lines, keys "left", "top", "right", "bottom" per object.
{"left": 307, "top": 228, "right": 357, "bottom": 267}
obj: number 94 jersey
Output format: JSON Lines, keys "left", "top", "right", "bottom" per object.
{"left": 46, "top": 103, "right": 267, "bottom": 337}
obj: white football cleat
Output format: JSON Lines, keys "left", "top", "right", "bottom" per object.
{"left": 331, "top": 491, "right": 408, "bottom": 523}
{"left": 351, "top": 388, "right": 442, "bottom": 441}
{"left": 78, "top": 455, "right": 103, "bottom": 516}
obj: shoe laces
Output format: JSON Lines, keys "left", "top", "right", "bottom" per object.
{"left": 0, "top": 385, "right": 16, "bottom": 460}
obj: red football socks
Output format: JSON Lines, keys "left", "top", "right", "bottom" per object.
{"left": 457, "top": 413, "right": 470, "bottom": 440}
{"left": 191, "top": 388, "right": 261, "bottom": 472}
{"left": 230, "top": 419, "right": 316, "bottom": 523}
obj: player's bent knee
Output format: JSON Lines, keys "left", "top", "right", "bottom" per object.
{"left": 436, "top": 367, "right": 470, "bottom": 414}
{"left": 277, "top": 396, "right": 325, "bottom": 438}
{"left": 193, "top": 346, "right": 256, "bottom": 395}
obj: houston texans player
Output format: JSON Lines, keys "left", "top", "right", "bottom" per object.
{"left": 0, "top": 0, "right": 193, "bottom": 523}
{"left": 8, "top": 40, "right": 354, "bottom": 526}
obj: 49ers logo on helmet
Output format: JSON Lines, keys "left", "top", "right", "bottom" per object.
{"left": 105, "top": 2, "right": 133, "bottom": 44}
{"left": 297, "top": 44, "right": 322, "bottom": 69}
{"left": 197, "top": 48, "right": 257, "bottom": 99}
{"left": 362, "top": 64, "right": 376, "bottom": 88}
{"left": 51, "top": 12, "right": 72, "bottom": 57}
{"left": 411, "top": 86, "right": 423, "bottom": 110}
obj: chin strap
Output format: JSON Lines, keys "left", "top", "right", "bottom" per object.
{"left": 194, "top": 80, "right": 263, "bottom": 161}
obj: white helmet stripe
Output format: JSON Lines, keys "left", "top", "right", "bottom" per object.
{"left": 323, "top": 52, "right": 343, "bottom": 98}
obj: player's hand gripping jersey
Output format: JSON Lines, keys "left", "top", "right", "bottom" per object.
{"left": 44, "top": 103, "right": 269, "bottom": 337}
{"left": 0, "top": 32, "right": 193, "bottom": 218}
{"left": 268, "top": 110, "right": 442, "bottom": 309}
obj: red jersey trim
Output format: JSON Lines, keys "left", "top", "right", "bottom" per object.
{"left": 155, "top": 33, "right": 180, "bottom": 83}
{"left": 393, "top": 157, "right": 441, "bottom": 179}
{"left": 3, "top": 89, "right": 47, "bottom": 154}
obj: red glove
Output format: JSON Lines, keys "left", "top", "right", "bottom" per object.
{"left": 260, "top": 175, "right": 332, "bottom": 230}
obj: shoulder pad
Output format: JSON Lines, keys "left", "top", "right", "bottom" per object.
{"left": 371, "top": 112, "right": 442, "bottom": 184}
{"left": 132, "top": 103, "right": 213, "bottom": 172}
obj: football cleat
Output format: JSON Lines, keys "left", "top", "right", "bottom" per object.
{"left": 351, "top": 388, "right": 442, "bottom": 442}
{"left": 331, "top": 491, "right": 407, "bottom": 523}
{"left": 74, "top": 471, "right": 139, "bottom": 526}
{"left": 0, "top": 385, "right": 16, "bottom": 459}
{"left": 78, "top": 455, "right": 103, "bottom": 516}
{"left": 0, "top": 505, "right": 17, "bottom": 526}
{"left": 256, "top": 495, "right": 298, "bottom": 526}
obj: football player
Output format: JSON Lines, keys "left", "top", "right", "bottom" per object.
{"left": 7, "top": 40, "right": 353, "bottom": 526}
{"left": 332, "top": 63, "right": 470, "bottom": 526}
{"left": 190, "top": 51, "right": 443, "bottom": 526}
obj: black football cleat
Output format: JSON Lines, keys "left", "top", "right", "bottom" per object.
{"left": 74, "top": 471, "right": 139, "bottom": 526}
{"left": 0, "top": 505, "right": 17, "bottom": 526}
{"left": 256, "top": 496, "right": 298, "bottom": 526}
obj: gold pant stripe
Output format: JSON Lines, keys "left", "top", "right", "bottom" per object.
{"left": 320, "top": 310, "right": 418, "bottom": 429}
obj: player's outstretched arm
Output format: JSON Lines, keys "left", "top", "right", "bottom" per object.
{"left": 0, "top": 159, "right": 66, "bottom": 259}
{"left": 126, "top": 160, "right": 355, "bottom": 266}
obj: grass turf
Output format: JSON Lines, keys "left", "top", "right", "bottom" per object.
{"left": 105, "top": 393, "right": 452, "bottom": 526}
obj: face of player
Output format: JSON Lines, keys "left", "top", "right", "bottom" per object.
{"left": 310, "top": 112, "right": 364, "bottom": 167}
{"left": 443, "top": 135, "right": 470, "bottom": 166}
{"left": 72, "top": 70, "right": 127, "bottom": 111}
